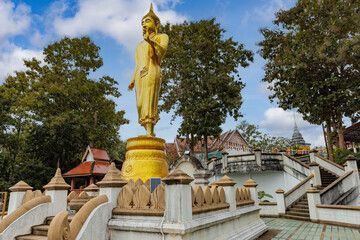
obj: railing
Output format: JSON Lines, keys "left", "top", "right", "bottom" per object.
{"left": 0, "top": 195, "right": 51, "bottom": 233}
{"left": 48, "top": 195, "right": 108, "bottom": 240}
{"left": 284, "top": 174, "right": 314, "bottom": 208}
{"left": 320, "top": 171, "right": 354, "bottom": 204}
{"left": 314, "top": 154, "right": 344, "bottom": 176}
{"left": 0, "top": 192, "right": 8, "bottom": 220}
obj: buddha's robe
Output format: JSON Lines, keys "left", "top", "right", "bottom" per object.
{"left": 133, "top": 33, "right": 169, "bottom": 127}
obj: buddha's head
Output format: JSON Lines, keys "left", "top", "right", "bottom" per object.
{"left": 142, "top": 3, "right": 160, "bottom": 35}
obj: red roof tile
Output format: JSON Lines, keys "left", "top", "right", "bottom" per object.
{"left": 91, "top": 148, "right": 110, "bottom": 161}
{"left": 63, "top": 161, "right": 120, "bottom": 177}
{"left": 165, "top": 143, "right": 179, "bottom": 159}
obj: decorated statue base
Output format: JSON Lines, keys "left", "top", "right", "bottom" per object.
{"left": 120, "top": 136, "right": 169, "bottom": 181}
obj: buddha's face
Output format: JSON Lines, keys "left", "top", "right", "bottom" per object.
{"left": 142, "top": 16, "right": 156, "bottom": 35}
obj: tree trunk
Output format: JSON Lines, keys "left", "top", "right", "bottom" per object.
{"left": 331, "top": 116, "right": 340, "bottom": 149}
{"left": 336, "top": 115, "right": 345, "bottom": 149}
{"left": 324, "top": 121, "right": 334, "bottom": 160}
{"left": 189, "top": 133, "right": 195, "bottom": 155}
{"left": 203, "top": 134, "right": 209, "bottom": 162}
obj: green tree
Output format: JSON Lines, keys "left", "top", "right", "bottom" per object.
{"left": 0, "top": 37, "right": 128, "bottom": 189}
{"left": 160, "top": 19, "right": 253, "bottom": 161}
{"left": 237, "top": 120, "right": 291, "bottom": 149}
{"left": 258, "top": 0, "right": 360, "bottom": 154}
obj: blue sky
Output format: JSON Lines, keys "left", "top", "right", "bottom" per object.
{"left": 0, "top": 0, "right": 329, "bottom": 146}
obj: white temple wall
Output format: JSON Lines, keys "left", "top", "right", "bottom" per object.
{"left": 212, "top": 172, "right": 300, "bottom": 202}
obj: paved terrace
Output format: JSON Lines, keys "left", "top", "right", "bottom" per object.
{"left": 259, "top": 218, "right": 360, "bottom": 240}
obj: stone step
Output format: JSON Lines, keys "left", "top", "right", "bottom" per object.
{"left": 32, "top": 225, "right": 49, "bottom": 236}
{"left": 289, "top": 207, "right": 309, "bottom": 212}
{"left": 287, "top": 211, "right": 310, "bottom": 218}
{"left": 16, "top": 235, "right": 47, "bottom": 240}
{"left": 284, "top": 214, "right": 310, "bottom": 221}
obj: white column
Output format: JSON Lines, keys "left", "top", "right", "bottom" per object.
{"left": 275, "top": 188, "right": 286, "bottom": 215}
{"left": 243, "top": 179, "right": 259, "bottom": 207}
{"left": 97, "top": 163, "right": 127, "bottom": 208}
{"left": 43, "top": 168, "right": 71, "bottom": 216}
{"left": 8, "top": 181, "right": 33, "bottom": 214}
{"left": 309, "top": 149, "right": 318, "bottom": 163}
{"left": 306, "top": 187, "right": 321, "bottom": 221}
{"left": 346, "top": 155, "right": 359, "bottom": 187}
{"left": 309, "top": 162, "right": 322, "bottom": 187}
{"left": 193, "top": 170, "right": 211, "bottom": 187}
{"left": 162, "top": 169, "right": 194, "bottom": 223}
{"left": 217, "top": 175, "right": 237, "bottom": 211}
{"left": 254, "top": 148, "right": 262, "bottom": 167}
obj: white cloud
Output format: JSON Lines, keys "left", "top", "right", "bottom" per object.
{"left": 53, "top": 0, "right": 187, "bottom": 52}
{"left": 257, "top": 81, "right": 274, "bottom": 97}
{"left": 0, "top": 0, "right": 31, "bottom": 41}
{"left": 0, "top": 43, "right": 43, "bottom": 83}
{"left": 255, "top": 0, "right": 295, "bottom": 22}
{"left": 259, "top": 107, "right": 325, "bottom": 147}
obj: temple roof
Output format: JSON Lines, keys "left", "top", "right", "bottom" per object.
{"left": 81, "top": 146, "right": 111, "bottom": 162}
{"left": 63, "top": 161, "right": 120, "bottom": 178}
{"left": 290, "top": 123, "right": 308, "bottom": 146}
{"left": 344, "top": 122, "right": 360, "bottom": 142}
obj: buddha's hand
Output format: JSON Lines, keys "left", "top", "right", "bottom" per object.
{"left": 128, "top": 81, "right": 135, "bottom": 91}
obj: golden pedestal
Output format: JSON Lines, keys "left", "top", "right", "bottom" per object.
{"left": 120, "top": 136, "right": 169, "bottom": 181}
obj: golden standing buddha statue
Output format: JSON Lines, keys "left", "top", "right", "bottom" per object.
{"left": 121, "top": 4, "right": 169, "bottom": 181}
{"left": 128, "top": 3, "right": 169, "bottom": 137}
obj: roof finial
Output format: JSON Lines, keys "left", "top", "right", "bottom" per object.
{"left": 293, "top": 112, "right": 297, "bottom": 128}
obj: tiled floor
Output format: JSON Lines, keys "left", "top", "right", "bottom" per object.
{"left": 262, "top": 218, "right": 360, "bottom": 240}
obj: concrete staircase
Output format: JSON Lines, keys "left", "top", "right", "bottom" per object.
{"left": 319, "top": 167, "right": 338, "bottom": 188}
{"left": 15, "top": 214, "right": 74, "bottom": 240}
{"left": 285, "top": 195, "right": 310, "bottom": 221}
{"left": 285, "top": 167, "right": 339, "bottom": 221}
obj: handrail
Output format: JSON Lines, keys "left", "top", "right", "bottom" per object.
{"left": 284, "top": 174, "right": 314, "bottom": 197}
{"left": 320, "top": 171, "right": 353, "bottom": 195}
{"left": 48, "top": 194, "right": 108, "bottom": 240}
{"left": 259, "top": 202, "right": 277, "bottom": 205}
{"left": 315, "top": 154, "right": 345, "bottom": 171}
{"left": 69, "top": 194, "right": 108, "bottom": 239}
{"left": 0, "top": 195, "right": 51, "bottom": 233}
{"left": 284, "top": 154, "right": 310, "bottom": 169}
{"left": 316, "top": 204, "right": 360, "bottom": 210}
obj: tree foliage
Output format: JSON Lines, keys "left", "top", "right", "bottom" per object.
{"left": 0, "top": 37, "right": 128, "bottom": 190}
{"left": 258, "top": 0, "right": 360, "bottom": 152}
{"left": 160, "top": 19, "right": 253, "bottom": 160}
{"left": 237, "top": 120, "right": 291, "bottom": 149}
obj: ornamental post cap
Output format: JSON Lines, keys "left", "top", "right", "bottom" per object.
{"left": 275, "top": 188, "right": 285, "bottom": 194}
{"left": 346, "top": 155, "right": 357, "bottom": 161}
{"left": 309, "top": 161, "right": 319, "bottom": 166}
{"left": 97, "top": 162, "right": 127, "bottom": 188}
{"left": 243, "top": 178, "right": 258, "bottom": 187}
{"left": 44, "top": 168, "right": 70, "bottom": 190}
{"left": 84, "top": 183, "right": 99, "bottom": 191}
{"left": 9, "top": 180, "right": 33, "bottom": 192}
{"left": 306, "top": 186, "right": 320, "bottom": 193}
{"left": 217, "top": 175, "right": 237, "bottom": 186}
{"left": 162, "top": 169, "right": 194, "bottom": 185}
